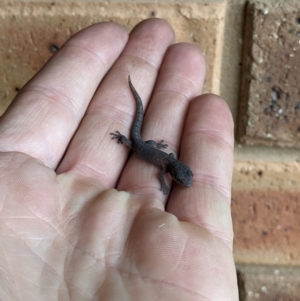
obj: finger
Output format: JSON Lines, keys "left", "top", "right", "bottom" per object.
{"left": 0, "top": 22, "right": 128, "bottom": 168}
{"left": 167, "top": 94, "right": 235, "bottom": 249}
{"left": 117, "top": 43, "right": 206, "bottom": 199}
{"left": 56, "top": 19, "right": 175, "bottom": 187}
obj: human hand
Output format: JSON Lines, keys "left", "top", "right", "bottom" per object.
{"left": 0, "top": 19, "right": 238, "bottom": 300}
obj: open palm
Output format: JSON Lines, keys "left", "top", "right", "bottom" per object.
{"left": 0, "top": 19, "right": 238, "bottom": 300}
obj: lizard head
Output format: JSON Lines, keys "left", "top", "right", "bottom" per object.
{"left": 169, "top": 161, "right": 193, "bottom": 187}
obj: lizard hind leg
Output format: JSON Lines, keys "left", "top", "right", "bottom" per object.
{"left": 158, "top": 169, "right": 169, "bottom": 195}
{"left": 110, "top": 131, "right": 132, "bottom": 147}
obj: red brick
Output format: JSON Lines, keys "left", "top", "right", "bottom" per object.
{"left": 238, "top": 1, "right": 300, "bottom": 147}
{"left": 232, "top": 188, "right": 300, "bottom": 265}
{"left": 237, "top": 264, "right": 300, "bottom": 301}
{"left": 0, "top": 1, "right": 226, "bottom": 115}
{"left": 232, "top": 159, "right": 300, "bottom": 265}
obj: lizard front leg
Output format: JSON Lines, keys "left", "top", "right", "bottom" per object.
{"left": 145, "top": 139, "right": 168, "bottom": 150}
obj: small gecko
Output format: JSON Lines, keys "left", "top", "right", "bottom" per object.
{"left": 110, "top": 76, "right": 193, "bottom": 195}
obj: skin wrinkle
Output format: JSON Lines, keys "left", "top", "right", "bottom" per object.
{"left": 65, "top": 125, "right": 116, "bottom": 188}
{"left": 193, "top": 172, "right": 231, "bottom": 201}
{"left": 155, "top": 89, "right": 189, "bottom": 101}
{"left": 0, "top": 93, "right": 73, "bottom": 167}
{"left": 2, "top": 222, "right": 64, "bottom": 279}
{"left": 115, "top": 266, "right": 208, "bottom": 299}
{"left": 100, "top": 254, "right": 170, "bottom": 292}
{"left": 78, "top": 118, "right": 99, "bottom": 142}
{"left": 185, "top": 218, "right": 232, "bottom": 248}
{"left": 128, "top": 183, "right": 167, "bottom": 200}
{"left": 25, "top": 62, "right": 88, "bottom": 102}
{"left": 1, "top": 241, "right": 12, "bottom": 276}
{"left": 87, "top": 87, "right": 131, "bottom": 112}
{"left": 63, "top": 43, "right": 107, "bottom": 72}
{"left": 0, "top": 159, "right": 12, "bottom": 211}
{"left": 122, "top": 216, "right": 192, "bottom": 293}
{"left": 191, "top": 220, "right": 233, "bottom": 247}
{"left": 0, "top": 189, "right": 7, "bottom": 212}
{"left": 55, "top": 173, "right": 65, "bottom": 214}
{"left": 152, "top": 294, "right": 161, "bottom": 301}
{"left": 70, "top": 171, "right": 108, "bottom": 193}
{"left": 16, "top": 41, "right": 110, "bottom": 130}
{"left": 120, "top": 53, "right": 158, "bottom": 74}
{"left": 0, "top": 152, "right": 15, "bottom": 167}
{"left": 62, "top": 276, "right": 72, "bottom": 301}
{"left": 21, "top": 287, "right": 37, "bottom": 301}
{"left": 19, "top": 89, "right": 49, "bottom": 113}
{"left": 46, "top": 60, "right": 98, "bottom": 97}
{"left": 4, "top": 210, "right": 69, "bottom": 256}
{"left": 63, "top": 243, "right": 124, "bottom": 288}
{"left": 182, "top": 223, "right": 233, "bottom": 252}
{"left": 0, "top": 98, "right": 46, "bottom": 137}
{"left": 124, "top": 170, "right": 167, "bottom": 197}
{"left": 20, "top": 85, "right": 79, "bottom": 116}
{"left": 2, "top": 172, "right": 78, "bottom": 262}
{"left": 62, "top": 249, "right": 78, "bottom": 285}
{"left": 170, "top": 232, "right": 189, "bottom": 275}
{"left": 185, "top": 128, "right": 233, "bottom": 152}
{"left": 60, "top": 207, "right": 92, "bottom": 241}
{"left": 0, "top": 290, "right": 10, "bottom": 301}
{"left": 168, "top": 72, "right": 201, "bottom": 92}
{"left": 212, "top": 232, "right": 233, "bottom": 251}
{"left": 7, "top": 155, "right": 36, "bottom": 180}
{"left": 85, "top": 250, "right": 123, "bottom": 265}
{"left": 71, "top": 163, "right": 111, "bottom": 188}
{"left": 87, "top": 100, "right": 135, "bottom": 131}
{"left": 69, "top": 283, "right": 93, "bottom": 300}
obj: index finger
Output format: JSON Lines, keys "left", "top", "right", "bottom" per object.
{"left": 0, "top": 22, "right": 128, "bottom": 168}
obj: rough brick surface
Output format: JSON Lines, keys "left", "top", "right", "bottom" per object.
{"left": 232, "top": 160, "right": 300, "bottom": 265}
{"left": 237, "top": 264, "right": 300, "bottom": 301}
{"left": 0, "top": 1, "right": 226, "bottom": 115}
{"left": 238, "top": 1, "right": 300, "bottom": 147}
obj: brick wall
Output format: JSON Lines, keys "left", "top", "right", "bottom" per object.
{"left": 1, "top": 0, "right": 300, "bottom": 299}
